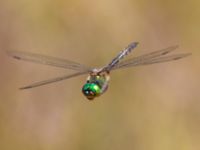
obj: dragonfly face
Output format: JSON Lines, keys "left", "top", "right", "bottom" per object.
{"left": 82, "top": 82, "right": 101, "bottom": 100}
{"left": 82, "top": 74, "right": 109, "bottom": 100}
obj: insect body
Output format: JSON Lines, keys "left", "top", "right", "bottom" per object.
{"left": 7, "top": 42, "right": 191, "bottom": 100}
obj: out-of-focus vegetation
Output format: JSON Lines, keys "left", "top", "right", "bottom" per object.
{"left": 0, "top": 0, "right": 199, "bottom": 150}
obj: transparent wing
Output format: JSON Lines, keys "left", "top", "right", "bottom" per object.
{"left": 135, "top": 53, "right": 191, "bottom": 66}
{"left": 114, "top": 53, "right": 191, "bottom": 70}
{"left": 7, "top": 50, "right": 92, "bottom": 72}
{"left": 112, "top": 46, "right": 191, "bottom": 70}
{"left": 101, "top": 42, "right": 138, "bottom": 72}
{"left": 20, "top": 71, "right": 89, "bottom": 89}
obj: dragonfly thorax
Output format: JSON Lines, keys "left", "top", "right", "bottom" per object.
{"left": 82, "top": 72, "right": 110, "bottom": 100}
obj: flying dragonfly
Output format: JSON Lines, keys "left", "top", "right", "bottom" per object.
{"left": 7, "top": 42, "right": 191, "bottom": 100}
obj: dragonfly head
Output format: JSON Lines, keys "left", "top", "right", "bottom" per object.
{"left": 82, "top": 83, "right": 101, "bottom": 100}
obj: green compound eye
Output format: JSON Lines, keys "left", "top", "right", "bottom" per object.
{"left": 82, "top": 83, "right": 101, "bottom": 100}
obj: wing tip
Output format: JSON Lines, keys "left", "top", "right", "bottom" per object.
{"left": 177, "top": 53, "right": 192, "bottom": 59}
{"left": 19, "top": 86, "right": 31, "bottom": 90}
{"left": 6, "top": 50, "right": 22, "bottom": 60}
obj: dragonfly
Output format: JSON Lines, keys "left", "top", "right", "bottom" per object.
{"left": 7, "top": 42, "right": 191, "bottom": 100}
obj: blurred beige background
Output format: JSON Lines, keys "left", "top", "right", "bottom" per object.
{"left": 0, "top": 0, "right": 199, "bottom": 150}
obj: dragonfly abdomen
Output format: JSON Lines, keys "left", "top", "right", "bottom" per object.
{"left": 102, "top": 42, "right": 138, "bottom": 72}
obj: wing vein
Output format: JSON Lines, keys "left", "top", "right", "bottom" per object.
{"left": 20, "top": 71, "right": 89, "bottom": 89}
{"left": 7, "top": 50, "right": 92, "bottom": 71}
{"left": 112, "top": 46, "right": 191, "bottom": 70}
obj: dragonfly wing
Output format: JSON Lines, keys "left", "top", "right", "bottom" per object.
{"left": 112, "top": 45, "right": 180, "bottom": 70}
{"left": 20, "top": 71, "right": 89, "bottom": 89}
{"left": 113, "top": 45, "right": 179, "bottom": 70}
{"left": 136, "top": 53, "right": 192, "bottom": 66}
{"left": 7, "top": 50, "right": 92, "bottom": 72}
{"left": 101, "top": 42, "right": 138, "bottom": 72}
{"left": 113, "top": 53, "right": 191, "bottom": 70}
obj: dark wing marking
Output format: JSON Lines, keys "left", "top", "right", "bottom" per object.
{"left": 20, "top": 71, "right": 89, "bottom": 89}
{"left": 101, "top": 42, "right": 138, "bottom": 72}
{"left": 7, "top": 50, "right": 92, "bottom": 72}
